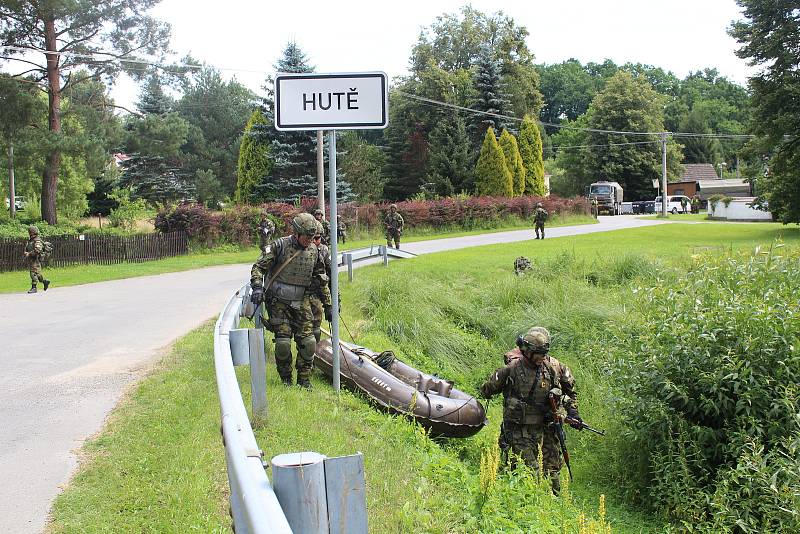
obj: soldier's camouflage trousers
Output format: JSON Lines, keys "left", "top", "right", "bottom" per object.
{"left": 386, "top": 229, "right": 401, "bottom": 248}
{"left": 535, "top": 221, "right": 545, "bottom": 238}
{"left": 499, "top": 421, "right": 563, "bottom": 493}
{"left": 28, "top": 260, "right": 44, "bottom": 286}
{"left": 263, "top": 296, "right": 317, "bottom": 383}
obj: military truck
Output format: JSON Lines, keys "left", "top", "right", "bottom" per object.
{"left": 587, "top": 181, "right": 624, "bottom": 215}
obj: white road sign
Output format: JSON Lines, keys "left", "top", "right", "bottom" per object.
{"left": 274, "top": 72, "right": 388, "bottom": 130}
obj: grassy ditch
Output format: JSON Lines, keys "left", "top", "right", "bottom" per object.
{"left": 48, "top": 222, "right": 800, "bottom": 532}
{"left": 0, "top": 213, "right": 594, "bottom": 294}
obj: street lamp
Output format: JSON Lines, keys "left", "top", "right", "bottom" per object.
{"left": 717, "top": 162, "right": 727, "bottom": 178}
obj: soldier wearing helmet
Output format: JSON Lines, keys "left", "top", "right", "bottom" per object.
{"left": 23, "top": 225, "right": 50, "bottom": 294}
{"left": 480, "top": 326, "right": 582, "bottom": 494}
{"left": 534, "top": 202, "right": 548, "bottom": 239}
{"left": 258, "top": 210, "right": 275, "bottom": 254}
{"left": 313, "top": 208, "right": 330, "bottom": 245}
{"left": 250, "top": 212, "right": 332, "bottom": 389}
{"left": 309, "top": 221, "right": 332, "bottom": 343}
{"left": 384, "top": 204, "right": 404, "bottom": 249}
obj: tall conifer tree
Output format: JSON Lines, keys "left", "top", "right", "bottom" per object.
{"left": 426, "top": 115, "right": 473, "bottom": 196}
{"left": 474, "top": 127, "right": 512, "bottom": 197}
{"left": 518, "top": 115, "right": 546, "bottom": 195}
{"left": 236, "top": 109, "right": 272, "bottom": 201}
{"left": 498, "top": 129, "right": 526, "bottom": 196}
{"left": 470, "top": 45, "right": 512, "bottom": 149}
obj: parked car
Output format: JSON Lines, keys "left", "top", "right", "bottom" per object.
{"left": 4, "top": 195, "right": 26, "bottom": 211}
{"left": 654, "top": 195, "right": 691, "bottom": 214}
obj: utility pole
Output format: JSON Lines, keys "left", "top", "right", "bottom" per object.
{"left": 660, "top": 132, "right": 668, "bottom": 217}
{"left": 8, "top": 142, "right": 15, "bottom": 219}
{"left": 317, "top": 130, "right": 325, "bottom": 214}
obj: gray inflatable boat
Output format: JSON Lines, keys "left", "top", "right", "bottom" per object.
{"left": 315, "top": 339, "right": 487, "bottom": 438}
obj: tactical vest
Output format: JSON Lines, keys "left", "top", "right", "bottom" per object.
{"left": 269, "top": 236, "right": 318, "bottom": 301}
{"left": 502, "top": 358, "right": 561, "bottom": 425}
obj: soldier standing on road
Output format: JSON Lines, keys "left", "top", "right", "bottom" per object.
{"left": 314, "top": 209, "right": 330, "bottom": 245}
{"left": 250, "top": 213, "right": 332, "bottom": 389}
{"left": 680, "top": 196, "right": 689, "bottom": 214}
{"left": 384, "top": 204, "right": 404, "bottom": 249}
{"left": 310, "top": 221, "right": 332, "bottom": 343}
{"left": 23, "top": 225, "right": 50, "bottom": 294}
{"left": 337, "top": 219, "right": 347, "bottom": 244}
{"left": 534, "top": 202, "right": 549, "bottom": 239}
{"left": 258, "top": 211, "right": 275, "bottom": 254}
{"left": 590, "top": 197, "right": 599, "bottom": 219}
{"left": 480, "top": 327, "right": 583, "bottom": 495}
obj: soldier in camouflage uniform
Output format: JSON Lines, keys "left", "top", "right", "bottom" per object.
{"left": 23, "top": 225, "right": 50, "bottom": 294}
{"left": 590, "top": 197, "right": 599, "bottom": 218}
{"left": 313, "top": 209, "right": 330, "bottom": 245}
{"left": 310, "top": 221, "right": 332, "bottom": 343}
{"left": 480, "top": 327, "right": 583, "bottom": 494}
{"left": 534, "top": 202, "right": 548, "bottom": 239}
{"left": 514, "top": 256, "right": 532, "bottom": 276}
{"left": 258, "top": 211, "right": 275, "bottom": 254}
{"left": 250, "top": 213, "right": 332, "bottom": 389}
{"left": 384, "top": 204, "right": 404, "bottom": 249}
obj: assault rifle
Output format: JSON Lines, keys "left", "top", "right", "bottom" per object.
{"left": 547, "top": 390, "right": 606, "bottom": 482}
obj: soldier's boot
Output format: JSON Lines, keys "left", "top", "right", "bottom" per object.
{"left": 541, "top": 230, "right": 545, "bottom": 239}
{"left": 295, "top": 335, "right": 316, "bottom": 389}
{"left": 43, "top": 279, "right": 50, "bottom": 291}
{"left": 395, "top": 239, "right": 400, "bottom": 249}
{"left": 27, "top": 285, "right": 37, "bottom": 294}
{"left": 550, "top": 472, "right": 561, "bottom": 496}
{"left": 313, "top": 327, "right": 321, "bottom": 343}
{"left": 274, "top": 337, "right": 294, "bottom": 385}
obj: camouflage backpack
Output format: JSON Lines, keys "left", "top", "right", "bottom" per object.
{"left": 514, "top": 256, "right": 532, "bottom": 275}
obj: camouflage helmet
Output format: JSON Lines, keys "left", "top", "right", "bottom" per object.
{"left": 516, "top": 326, "right": 551, "bottom": 354}
{"left": 28, "top": 225, "right": 40, "bottom": 235}
{"left": 292, "top": 213, "right": 318, "bottom": 236}
{"left": 313, "top": 208, "right": 324, "bottom": 217}
{"left": 389, "top": 203, "right": 397, "bottom": 211}
{"left": 314, "top": 220, "right": 324, "bottom": 238}
{"left": 536, "top": 202, "right": 542, "bottom": 208}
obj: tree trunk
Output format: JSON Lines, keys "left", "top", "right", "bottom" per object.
{"left": 42, "top": 15, "right": 61, "bottom": 225}
{"left": 8, "top": 142, "right": 15, "bottom": 219}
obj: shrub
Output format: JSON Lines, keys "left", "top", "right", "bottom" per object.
{"left": 154, "top": 203, "right": 219, "bottom": 246}
{"left": 107, "top": 189, "right": 151, "bottom": 231}
{"left": 611, "top": 246, "right": 800, "bottom": 531}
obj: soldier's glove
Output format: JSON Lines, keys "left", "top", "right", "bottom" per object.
{"left": 250, "top": 285, "right": 264, "bottom": 305}
{"left": 324, "top": 304, "right": 333, "bottom": 323}
{"left": 567, "top": 406, "right": 583, "bottom": 430}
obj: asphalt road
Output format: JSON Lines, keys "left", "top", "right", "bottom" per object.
{"left": 0, "top": 214, "right": 667, "bottom": 533}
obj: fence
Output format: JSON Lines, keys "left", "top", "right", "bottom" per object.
{"left": 0, "top": 231, "right": 188, "bottom": 272}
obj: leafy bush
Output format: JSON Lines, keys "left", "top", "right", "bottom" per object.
{"left": 107, "top": 189, "right": 151, "bottom": 231}
{"left": 0, "top": 219, "right": 83, "bottom": 239}
{"left": 154, "top": 203, "right": 219, "bottom": 246}
{"left": 611, "top": 246, "right": 800, "bottom": 531}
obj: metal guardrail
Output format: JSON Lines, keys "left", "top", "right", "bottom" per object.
{"left": 214, "top": 286, "right": 292, "bottom": 534}
{"left": 338, "top": 245, "right": 417, "bottom": 281}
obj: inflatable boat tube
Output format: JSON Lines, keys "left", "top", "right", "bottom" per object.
{"left": 315, "top": 339, "right": 487, "bottom": 438}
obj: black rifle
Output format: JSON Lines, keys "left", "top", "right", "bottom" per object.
{"left": 548, "top": 393, "right": 573, "bottom": 482}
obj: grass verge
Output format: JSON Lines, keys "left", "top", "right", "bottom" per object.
{"left": 49, "top": 222, "right": 800, "bottom": 532}
{"left": 0, "top": 213, "right": 595, "bottom": 294}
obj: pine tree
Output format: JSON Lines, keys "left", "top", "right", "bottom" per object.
{"left": 518, "top": 115, "right": 546, "bottom": 195}
{"left": 469, "top": 45, "right": 512, "bottom": 149}
{"left": 236, "top": 109, "right": 272, "bottom": 201}
{"left": 498, "top": 129, "right": 525, "bottom": 196}
{"left": 426, "top": 115, "right": 473, "bottom": 196}
{"left": 474, "top": 128, "right": 513, "bottom": 197}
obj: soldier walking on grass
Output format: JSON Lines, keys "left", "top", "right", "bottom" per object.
{"left": 385, "top": 203, "right": 404, "bottom": 249}
{"left": 23, "top": 225, "right": 50, "bottom": 294}
{"left": 258, "top": 211, "right": 275, "bottom": 254}
{"left": 480, "top": 327, "right": 583, "bottom": 495}
{"left": 310, "top": 221, "right": 332, "bottom": 343}
{"left": 591, "top": 197, "right": 599, "bottom": 219}
{"left": 250, "top": 213, "right": 332, "bottom": 389}
{"left": 534, "top": 202, "right": 548, "bottom": 239}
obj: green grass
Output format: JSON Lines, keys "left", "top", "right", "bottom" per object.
{"left": 637, "top": 212, "right": 710, "bottom": 221}
{"left": 0, "top": 213, "right": 595, "bottom": 294}
{"left": 49, "top": 222, "right": 800, "bottom": 533}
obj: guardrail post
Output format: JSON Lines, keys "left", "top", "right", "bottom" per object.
{"left": 229, "top": 329, "right": 250, "bottom": 366}
{"left": 344, "top": 253, "right": 354, "bottom": 282}
{"left": 272, "top": 452, "right": 329, "bottom": 534}
{"left": 380, "top": 245, "right": 388, "bottom": 266}
{"left": 249, "top": 328, "right": 267, "bottom": 422}
{"left": 325, "top": 453, "right": 368, "bottom": 534}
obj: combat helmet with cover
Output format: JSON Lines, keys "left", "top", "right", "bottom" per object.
{"left": 516, "top": 326, "right": 551, "bottom": 353}
{"left": 28, "top": 225, "right": 40, "bottom": 235}
{"left": 292, "top": 212, "right": 318, "bottom": 236}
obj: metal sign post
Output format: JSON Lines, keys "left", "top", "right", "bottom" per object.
{"left": 274, "top": 71, "right": 388, "bottom": 392}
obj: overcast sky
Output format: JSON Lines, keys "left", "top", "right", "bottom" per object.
{"left": 113, "top": 0, "right": 754, "bottom": 108}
